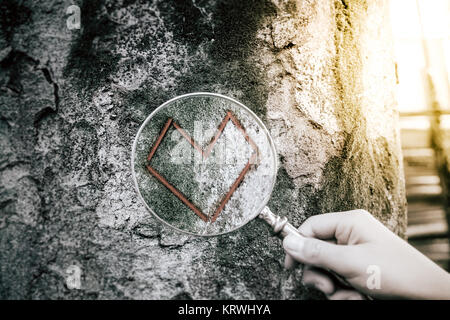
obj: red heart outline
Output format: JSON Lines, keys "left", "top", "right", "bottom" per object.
{"left": 146, "top": 110, "right": 259, "bottom": 223}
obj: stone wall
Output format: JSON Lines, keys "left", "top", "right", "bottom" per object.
{"left": 0, "top": 0, "right": 406, "bottom": 299}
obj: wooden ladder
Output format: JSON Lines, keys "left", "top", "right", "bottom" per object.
{"left": 402, "top": 126, "right": 450, "bottom": 271}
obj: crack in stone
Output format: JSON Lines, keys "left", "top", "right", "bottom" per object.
{"left": 34, "top": 65, "right": 59, "bottom": 126}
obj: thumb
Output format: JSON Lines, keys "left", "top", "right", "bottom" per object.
{"left": 283, "top": 233, "right": 356, "bottom": 276}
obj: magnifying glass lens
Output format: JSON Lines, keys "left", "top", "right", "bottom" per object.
{"left": 132, "top": 94, "right": 277, "bottom": 236}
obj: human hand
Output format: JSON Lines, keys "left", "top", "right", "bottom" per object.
{"left": 283, "top": 209, "right": 450, "bottom": 299}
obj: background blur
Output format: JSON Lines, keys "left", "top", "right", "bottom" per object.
{"left": 390, "top": 0, "right": 450, "bottom": 270}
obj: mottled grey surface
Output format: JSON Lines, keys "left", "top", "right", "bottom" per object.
{"left": 0, "top": 0, "right": 406, "bottom": 299}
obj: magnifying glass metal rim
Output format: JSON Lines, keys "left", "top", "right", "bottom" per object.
{"left": 131, "top": 92, "right": 278, "bottom": 237}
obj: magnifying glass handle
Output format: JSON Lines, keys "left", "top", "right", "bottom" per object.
{"left": 258, "top": 206, "right": 301, "bottom": 239}
{"left": 258, "top": 206, "right": 359, "bottom": 293}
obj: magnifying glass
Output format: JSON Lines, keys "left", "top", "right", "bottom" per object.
{"left": 132, "top": 92, "right": 302, "bottom": 238}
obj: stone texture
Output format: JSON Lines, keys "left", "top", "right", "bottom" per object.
{"left": 0, "top": 0, "right": 406, "bottom": 299}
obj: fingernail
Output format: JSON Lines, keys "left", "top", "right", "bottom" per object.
{"left": 283, "top": 234, "right": 301, "bottom": 253}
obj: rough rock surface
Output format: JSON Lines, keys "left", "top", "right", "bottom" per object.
{"left": 0, "top": 0, "right": 406, "bottom": 299}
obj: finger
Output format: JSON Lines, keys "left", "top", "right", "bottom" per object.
{"left": 283, "top": 233, "right": 358, "bottom": 276}
{"left": 303, "top": 265, "right": 353, "bottom": 289}
{"left": 298, "top": 210, "right": 372, "bottom": 242}
{"left": 284, "top": 254, "right": 298, "bottom": 270}
{"left": 327, "top": 289, "right": 366, "bottom": 300}
{"left": 284, "top": 240, "right": 335, "bottom": 270}
{"left": 298, "top": 212, "right": 347, "bottom": 240}
{"left": 302, "top": 266, "right": 336, "bottom": 295}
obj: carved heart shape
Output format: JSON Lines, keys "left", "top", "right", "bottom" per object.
{"left": 146, "top": 111, "right": 258, "bottom": 223}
